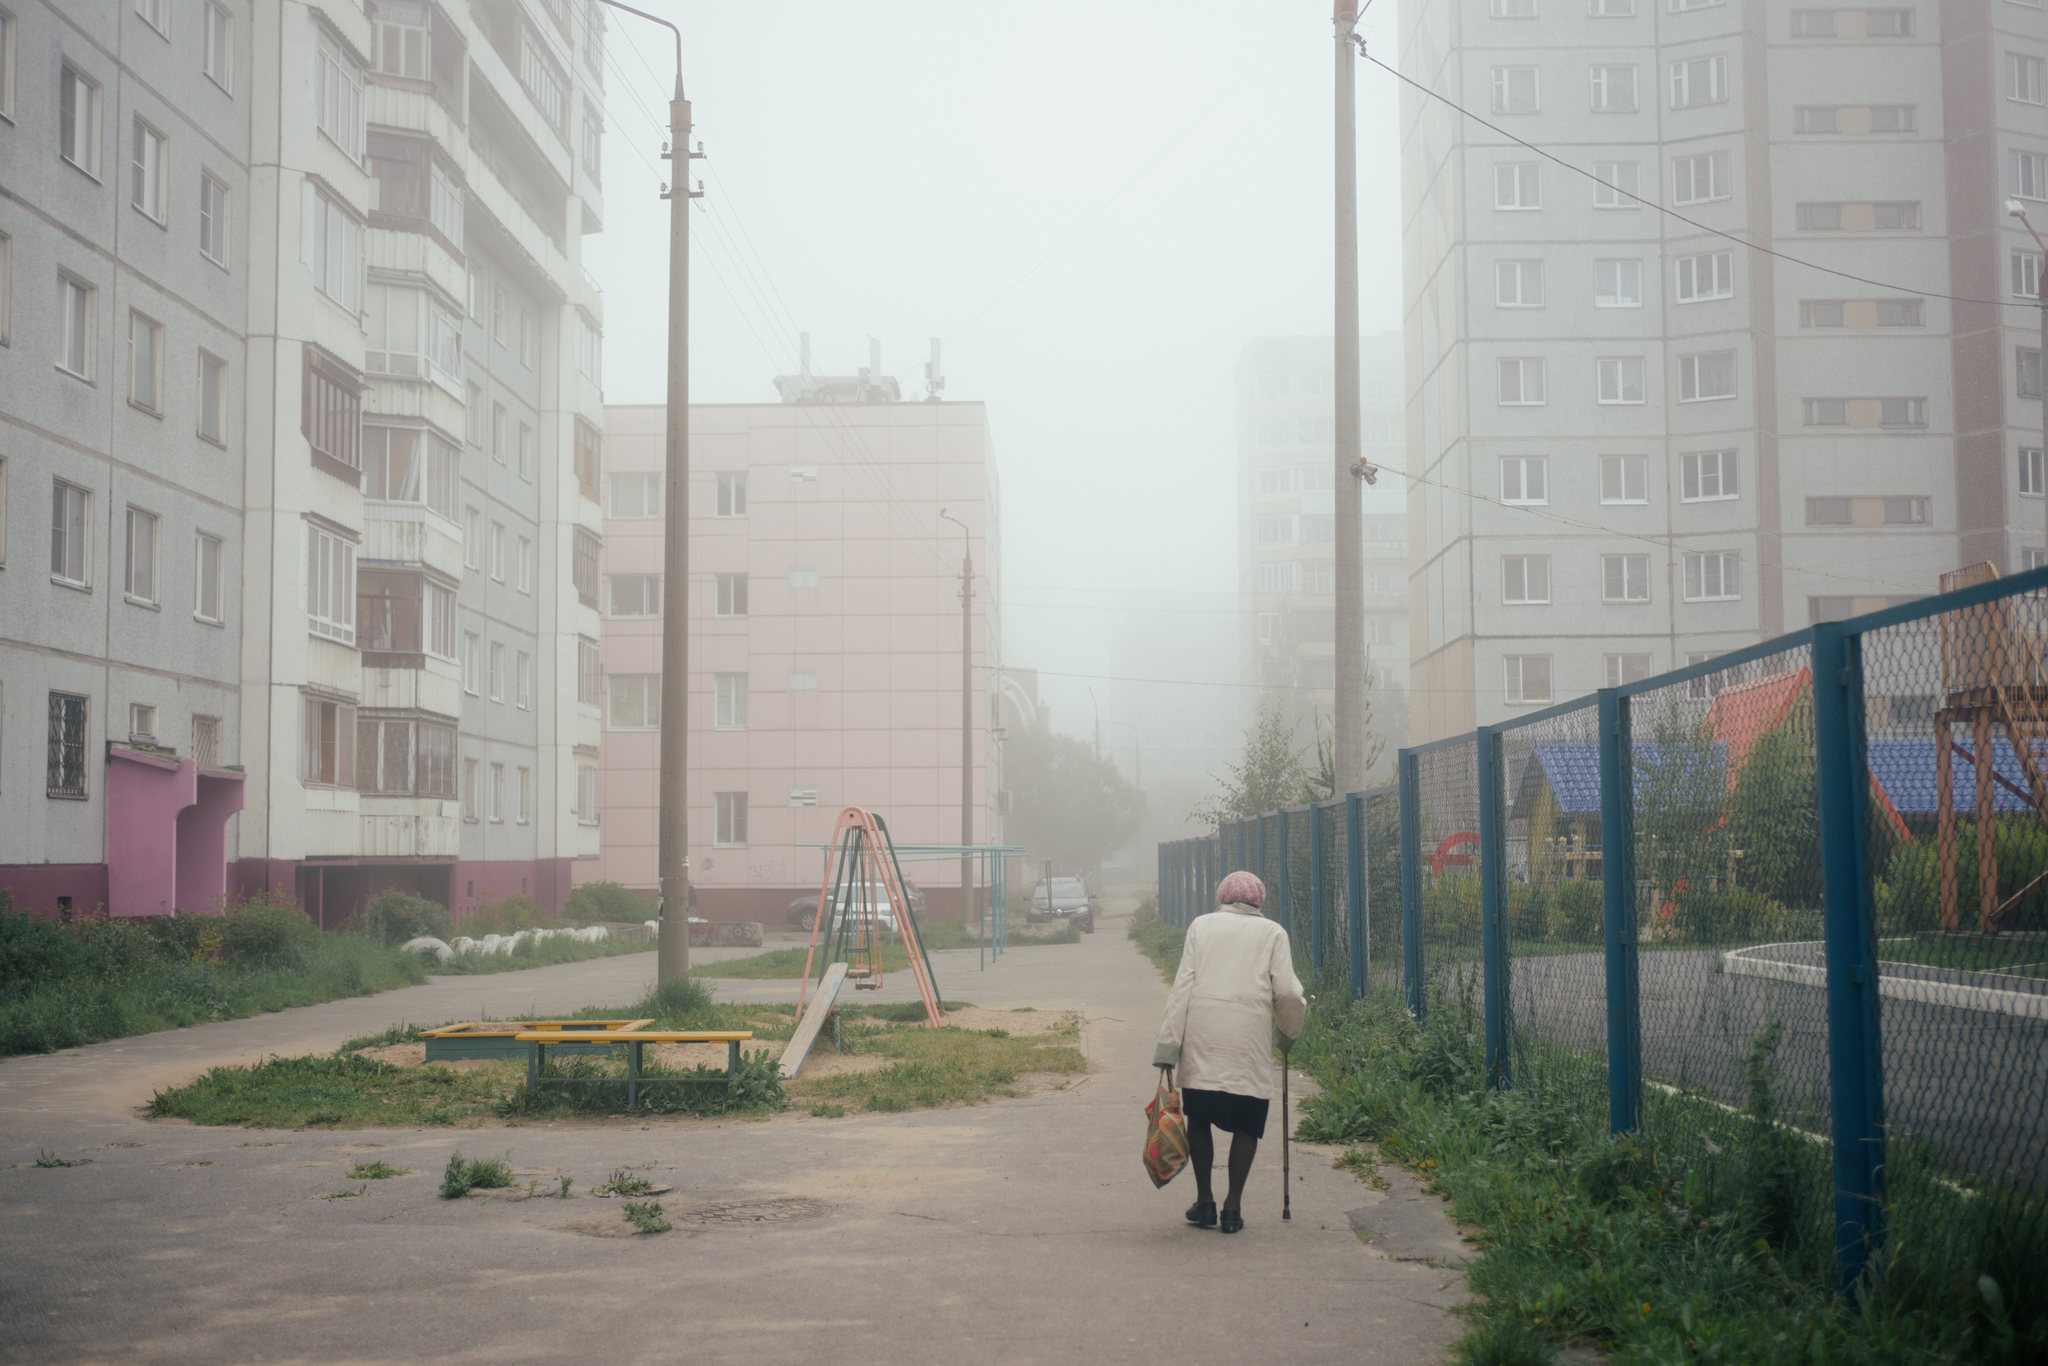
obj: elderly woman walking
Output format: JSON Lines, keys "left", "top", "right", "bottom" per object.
{"left": 1153, "top": 870, "right": 1307, "bottom": 1233}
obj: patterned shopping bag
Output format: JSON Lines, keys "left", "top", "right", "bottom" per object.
{"left": 1143, "top": 1072, "right": 1190, "bottom": 1188}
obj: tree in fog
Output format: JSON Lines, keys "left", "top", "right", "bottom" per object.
{"left": 1191, "top": 700, "right": 1312, "bottom": 824}
{"left": 1006, "top": 725, "right": 1145, "bottom": 875}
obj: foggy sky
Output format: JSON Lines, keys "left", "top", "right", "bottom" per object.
{"left": 590, "top": 2, "right": 1405, "bottom": 817}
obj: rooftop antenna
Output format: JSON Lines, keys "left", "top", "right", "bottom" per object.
{"left": 798, "top": 331, "right": 813, "bottom": 397}
{"left": 925, "top": 337, "right": 945, "bottom": 402}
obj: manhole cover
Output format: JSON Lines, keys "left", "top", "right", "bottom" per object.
{"left": 679, "top": 1197, "right": 829, "bottom": 1226}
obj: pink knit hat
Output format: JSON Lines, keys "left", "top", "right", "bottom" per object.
{"left": 1216, "top": 870, "right": 1266, "bottom": 908}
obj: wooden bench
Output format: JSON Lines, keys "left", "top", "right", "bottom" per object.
{"left": 420, "top": 1020, "right": 652, "bottom": 1062}
{"left": 512, "top": 1030, "right": 755, "bottom": 1108}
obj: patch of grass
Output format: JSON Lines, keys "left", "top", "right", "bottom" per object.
{"left": 34, "top": 1150, "right": 84, "bottom": 1168}
{"left": 430, "top": 932, "right": 652, "bottom": 976}
{"left": 148, "top": 1053, "right": 510, "bottom": 1128}
{"left": 808, "top": 1103, "right": 847, "bottom": 1118}
{"left": 499, "top": 1050, "right": 787, "bottom": 1119}
{"left": 338, "top": 1024, "right": 422, "bottom": 1054}
{"left": 320, "top": 1186, "right": 369, "bottom": 1201}
{"left": 623, "top": 1200, "right": 670, "bottom": 1234}
{"left": 789, "top": 1019, "right": 1085, "bottom": 1113}
{"left": 346, "top": 1160, "right": 406, "bottom": 1179}
{"left": 691, "top": 943, "right": 913, "bottom": 979}
{"left": 438, "top": 1151, "right": 512, "bottom": 1198}
{"left": 1877, "top": 934, "right": 2048, "bottom": 976}
{"left": 557, "top": 1175, "right": 573, "bottom": 1199}
{"left": 595, "top": 1170, "right": 655, "bottom": 1197}
{"left": 1127, "top": 893, "right": 1184, "bottom": 982}
{"left": 1293, "top": 986, "right": 2048, "bottom": 1364}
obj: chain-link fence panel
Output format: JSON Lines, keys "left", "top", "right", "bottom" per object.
{"left": 1312, "top": 799, "right": 1345, "bottom": 997}
{"left": 1494, "top": 699, "right": 1608, "bottom": 1123}
{"left": 1415, "top": 740, "right": 1483, "bottom": 1014}
{"left": 1363, "top": 786, "right": 1405, "bottom": 1001}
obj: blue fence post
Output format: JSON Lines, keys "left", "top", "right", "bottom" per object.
{"left": 1476, "top": 726, "right": 1510, "bottom": 1090}
{"left": 1254, "top": 813, "right": 1267, "bottom": 909}
{"left": 1398, "top": 748, "right": 1424, "bottom": 1022}
{"left": 1309, "top": 802, "right": 1326, "bottom": 983}
{"left": 1813, "top": 620, "right": 1885, "bottom": 1296}
{"left": 1597, "top": 688, "right": 1642, "bottom": 1135}
{"left": 1273, "top": 807, "right": 1291, "bottom": 941}
{"left": 1166, "top": 843, "right": 1178, "bottom": 927}
{"left": 1346, "top": 791, "right": 1366, "bottom": 1001}
{"left": 1157, "top": 843, "right": 1167, "bottom": 926}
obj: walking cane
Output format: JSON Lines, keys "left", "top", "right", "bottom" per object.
{"left": 1280, "top": 1040, "right": 1291, "bottom": 1222}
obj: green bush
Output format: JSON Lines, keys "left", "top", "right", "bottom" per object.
{"left": 464, "top": 895, "right": 551, "bottom": 937}
{"left": 1878, "top": 822, "right": 2048, "bottom": 934}
{"left": 1548, "top": 879, "right": 1603, "bottom": 942}
{"left": 1506, "top": 882, "right": 1548, "bottom": 943}
{"left": 217, "top": 897, "right": 317, "bottom": 963}
{"left": 356, "top": 889, "right": 451, "bottom": 946}
{"left": 1668, "top": 886, "right": 1794, "bottom": 944}
{"left": 1423, "top": 872, "right": 1482, "bottom": 948}
{"left": 565, "top": 881, "right": 653, "bottom": 924}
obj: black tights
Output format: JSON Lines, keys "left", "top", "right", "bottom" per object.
{"left": 1188, "top": 1120, "right": 1259, "bottom": 1211}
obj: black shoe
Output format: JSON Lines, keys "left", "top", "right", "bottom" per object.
{"left": 1219, "top": 1208, "right": 1244, "bottom": 1234}
{"left": 1184, "top": 1200, "right": 1217, "bottom": 1228}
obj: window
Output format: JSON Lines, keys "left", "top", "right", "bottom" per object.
{"left": 2017, "top": 252, "right": 2043, "bottom": 299}
{"left": 1494, "top": 162, "right": 1541, "bottom": 209}
{"left": 1806, "top": 495, "right": 1929, "bottom": 525}
{"left": 715, "top": 673, "right": 748, "bottom": 729}
{"left": 1867, "top": 8, "right": 1914, "bottom": 34}
{"left": 193, "top": 715, "right": 222, "bottom": 768}
{"left": 466, "top": 266, "right": 485, "bottom": 321}
{"left": 1802, "top": 300, "right": 1846, "bottom": 327}
{"left": 517, "top": 766, "right": 531, "bottom": 824}
{"left": 372, "top": 0, "right": 428, "bottom": 79}
{"left": 578, "top": 311, "right": 601, "bottom": 380}
{"left": 462, "top": 757, "right": 477, "bottom": 820}
{"left": 519, "top": 24, "right": 567, "bottom": 132}
{"left": 302, "top": 347, "right": 363, "bottom": 479}
{"left": 1801, "top": 396, "right": 1927, "bottom": 427}
{"left": 314, "top": 28, "right": 363, "bottom": 159}
{"left": 1593, "top": 160, "right": 1640, "bottom": 208}
{"left": 2016, "top": 151, "right": 2048, "bottom": 203}
{"left": 60, "top": 63, "right": 100, "bottom": 176}
{"left": 1495, "top": 260, "right": 1544, "bottom": 307}
{"left": 515, "top": 651, "right": 531, "bottom": 710}
{"left": 487, "top": 641, "right": 504, "bottom": 702}
{"left": 1598, "top": 358, "right": 1646, "bottom": 404}
{"left": 1595, "top": 259, "right": 1642, "bottom": 307}
{"left": 609, "top": 674, "right": 660, "bottom": 729}
{"left": 578, "top": 637, "right": 600, "bottom": 706}
{"left": 788, "top": 566, "right": 821, "bottom": 589}
{"left": 1601, "top": 453, "right": 1648, "bottom": 502}
{"left": 194, "top": 531, "right": 224, "bottom": 623}
{"left": 58, "top": 274, "right": 94, "bottom": 380}
{"left": 1492, "top": 67, "right": 1539, "bottom": 113}
{"left": 1258, "top": 562, "right": 1299, "bottom": 592}
{"left": 516, "top": 537, "right": 532, "bottom": 593}
{"left": 367, "top": 137, "right": 462, "bottom": 244}
{"left": 1499, "top": 358, "right": 1546, "bottom": 404}
{"left": 489, "top": 522, "right": 506, "bottom": 581}
{"left": 51, "top": 479, "right": 90, "bottom": 587}
{"left": 363, "top": 284, "right": 462, "bottom": 391}
{"left": 1590, "top": 65, "right": 1637, "bottom": 111}
{"left": 1675, "top": 252, "right": 1733, "bottom": 302}
{"left": 1673, "top": 151, "right": 1731, "bottom": 204}
{"left": 301, "top": 695, "right": 356, "bottom": 787}
{"left": 204, "top": 2, "right": 232, "bottom": 91}
{"left": 1797, "top": 201, "right": 1919, "bottom": 230}
{"left": 610, "top": 472, "right": 662, "bottom": 517}
{"left": 789, "top": 668, "right": 821, "bottom": 691}
{"left": 0, "top": 9, "right": 14, "bottom": 120}
{"left": 1796, "top": 105, "right": 1915, "bottom": 132}
{"left": 1669, "top": 54, "right": 1727, "bottom": 108}
{"left": 195, "top": 349, "right": 228, "bottom": 445}
{"left": 582, "top": 100, "right": 602, "bottom": 184}
{"left": 306, "top": 522, "right": 356, "bottom": 644}
{"left": 460, "top": 507, "right": 483, "bottom": 569}
{"left": 1492, "top": 0, "right": 1538, "bottom": 13}
{"left": 714, "top": 791, "right": 748, "bottom": 846}
{"left": 462, "top": 631, "right": 479, "bottom": 694}
{"left": 1500, "top": 456, "right": 1548, "bottom": 504}
{"left": 488, "top": 762, "right": 505, "bottom": 822}
{"left": 573, "top": 528, "right": 601, "bottom": 607}
{"left": 300, "top": 182, "right": 362, "bottom": 312}
{"left": 128, "top": 706, "right": 154, "bottom": 748}
{"left": 356, "top": 719, "right": 456, "bottom": 798}
{"left": 356, "top": 570, "right": 455, "bottom": 657}
{"left": 1672, "top": 0, "right": 1723, "bottom": 10}
{"left": 1592, "top": 0, "right": 1636, "bottom": 12}
{"left": 124, "top": 507, "right": 158, "bottom": 604}
{"left": 490, "top": 403, "right": 506, "bottom": 464}
{"left": 2022, "top": 347, "right": 2043, "bottom": 399}
{"left": 131, "top": 119, "right": 166, "bottom": 222}
{"left": 1502, "top": 554, "right": 1550, "bottom": 604}
{"left": 0, "top": 231, "right": 10, "bottom": 346}
{"left": 715, "top": 572, "right": 749, "bottom": 617}
{"left": 609, "top": 573, "right": 661, "bottom": 617}
{"left": 1504, "top": 656, "right": 1553, "bottom": 705}
{"left": 574, "top": 417, "right": 602, "bottom": 499}
{"left": 1683, "top": 551, "right": 1740, "bottom": 601}
{"left": 47, "top": 693, "right": 88, "bottom": 798}
{"left": 128, "top": 312, "right": 162, "bottom": 412}
{"left": 2012, "top": 53, "right": 2045, "bottom": 104}
{"left": 577, "top": 762, "right": 599, "bottom": 825}
{"left": 362, "top": 427, "right": 458, "bottom": 520}
{"left": 518, "top": 422, "right": 533, "bottom": 480}
{"left": 1680, "top": 351, "right": 1736, "bottom": 401}
{"left": 1605, "top": 653, "right": 1652, "bottom": 686}
{"left": 716, "top": 470, "right": 749, "bottom": 516}
{"left": 1603, "top": 554, "right": 1651, "bottom": 603}
{"left": 1682, "top": 449, "right": 1739, "bottom": 501}
{"left": 2023, "top": 446, "right": 2045, "bottom": 496}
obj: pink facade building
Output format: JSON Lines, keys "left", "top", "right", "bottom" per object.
{"left": 588, "top": 389, "right": 1001, "bottom": 921}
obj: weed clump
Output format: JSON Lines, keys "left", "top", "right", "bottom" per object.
{"left": 347, "top": 1161, "right": 405, "bottom": 1180}
{"left": 439, "top": 1151, "right": 513, "bottom": 1199}
{"left": 595, "top": 1170, "right": 655, "bottom": 1197}
{"left": 623, "top": 1200, "right": 669, "bottom": 1234}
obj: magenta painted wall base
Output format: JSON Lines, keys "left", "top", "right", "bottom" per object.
{"left": 0, "top": 864, "right": 112, "bottom": 917}
{"left": 229, "top": 856, "right": 594, "bottom": 929}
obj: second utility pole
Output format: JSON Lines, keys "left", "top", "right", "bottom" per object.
{"left": 1332, "top": 0, "right": 1367, "bottom": 796}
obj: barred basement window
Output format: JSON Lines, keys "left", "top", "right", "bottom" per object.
{"left": 193, "top": 715, "right": 222, "bottom": 768}
{"left": 47, "top": 692, "right": 88, "bottom": 798}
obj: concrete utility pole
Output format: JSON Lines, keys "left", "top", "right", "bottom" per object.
{"left": 940, "top": 509, "right": 974, "bottom": 921}
{"left": 1332, "top": 0, "right": 1367, "bottom": 795}
{"left": 2013, "top": 200, "right": 2048, "bottom": 554}
{"left": 597, "top": 0, "right": 696, "bottom": 986}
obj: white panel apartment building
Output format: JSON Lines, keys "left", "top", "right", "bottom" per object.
{"left": 1238, "top": 334, "right": 1412, "bottom": 760}
{"left": 1401, "top": 0, "right": 2047, "bottom": 741}
{"left": 1, "top": 0, "right": 606, "bottom": 921}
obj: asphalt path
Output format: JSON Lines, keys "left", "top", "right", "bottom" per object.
{"left": 0, "top": 914, "right": 1469, "bottom": 1365}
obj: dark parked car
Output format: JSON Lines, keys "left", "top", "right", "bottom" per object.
{"left": 1027, "top": 877, "right": 1096, "bottom": 933}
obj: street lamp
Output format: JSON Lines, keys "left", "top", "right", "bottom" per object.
{"left": 939, "top": 509, "right": 974, "bottom": 920}
{"left": 2010, "top": 198, "right": 2048, "bottom": 558}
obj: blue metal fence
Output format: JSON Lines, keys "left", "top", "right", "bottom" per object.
{"left": 1156, "top": 565, "right": 2048, "bottom": 1294}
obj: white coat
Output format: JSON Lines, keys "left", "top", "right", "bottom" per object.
{"left": 1151, "top": 903, "right": 1308, "bottom": 1102}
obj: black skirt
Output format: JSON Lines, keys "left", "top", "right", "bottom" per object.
{"left": 1181, "top": 1087, "right": 1270, "bottom": 1139}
